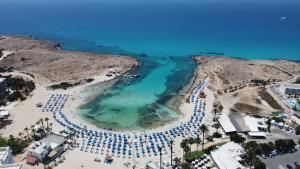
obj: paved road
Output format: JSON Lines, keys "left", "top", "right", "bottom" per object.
{"left": 262, "top": 148, "right": 300, "bottom": 169}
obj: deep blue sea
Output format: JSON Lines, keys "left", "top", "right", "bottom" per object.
{"left": 1, "top": 0, "right": 299, "bottom": 130}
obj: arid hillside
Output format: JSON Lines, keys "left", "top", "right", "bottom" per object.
{"left": 0, "top": 35, "right": 139, "bottom": 85}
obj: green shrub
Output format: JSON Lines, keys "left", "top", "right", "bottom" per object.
{"left": 49, "top": 82, "right": 80, "bottom": 90}
{"left": 230, "top": 133, "right": 246, "bottom": 143}
{"left": 0, "top": 136, "right": 29, "bottom": 155}
{"left": 212, "top": 132, "right": 222, "bottom": 138}
{"left": 254, "top": 157, "right": 266, "bottom": 169}
{"left": 185, "top": 151, "right": 205, "bottom": 162}
{"left": 0, "top": 136, "right": 8, "bottom": 147}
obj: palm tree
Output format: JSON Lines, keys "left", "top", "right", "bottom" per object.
{"left": 200, "top": 124, "right": 208, "bottom": 150}
{"left": 49, "top": 123, "right": 53, "bottom": 132}
{"left": 183, "top": 146, "right": 191, "bottom": 159}
{"left": 213, "top": 107, "right": 218, "bottom": 121}
{"left": 180, "top": 141, "right": 187, "bottom": 159}
{"left": 31, "top": 128, "right": 36, "bottom": 139}
{"left": 174, "top": 157, "right": 181, "bottom": 167}
{"left": 40, "top": 118, "right": 45, "bottom": 130}
{"left": 24, "top": 127, "right": 30, "bottom": 140}
{"left": 45, "top": 127, "right": 50, "bottom": 134}
{"left": 8, "top": 135, "right": 15, "bottom": 143}
{"left": 195, "top": 136, "right": 202, "bottom": 152}
{"left": 18, "top": 132, "right": 23, "bottom": 139}
{"left": 218, "top": 104, "right": 223, "bottom": 113}
{"left": 35, "top": 121, "right": 40, "bottom": 130}
{"left": 45, "top": 117, "right": 49, "bottom": 128}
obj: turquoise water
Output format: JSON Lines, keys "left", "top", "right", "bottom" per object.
{"left": 0, "top": 0, "right": 300, "bottom": 129}
{"left": 79, "top": 58, "right": 181, "bottom": 129}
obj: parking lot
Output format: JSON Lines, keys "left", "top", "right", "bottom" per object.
{"left": 262, "top": 148, "right": 300, "bottom": 169}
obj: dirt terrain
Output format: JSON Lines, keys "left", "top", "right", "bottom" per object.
{"left": 0, "top": 35, "right": 139, "bottom": 85}
{"left": 191, "top": 56, "right": 299, "bottom": 115}
{"left": 193, "top": 56, "right": 298, "bottom": 92}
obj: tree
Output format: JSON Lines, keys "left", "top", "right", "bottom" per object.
{"left": 7, "top": 91, "right": 22, "bottom": 102}
{"left": 49, "top": 123, "right": 53, "bottom": 132}
{"left": 244, "top": 141, "right": 262, "bottom": 155}
{"left": 31, "top": 128, "right": 36, "bottom": 139}
{"left": 45, "top": 117, "right": 49, "bottom": 129}
{"left": 18, "top": 132, "right": 23, "bottom": 139}
{"left": 275, "top": 139, "right": 296, "bottom": 153}
{"left": 230, "top": 133, "right": 245, "bottom": 143}
{"left": 212, "top": 123, "right": 221, "bottom": 130}
{"left": 259, "top": 143, "right": 273, "bottom": 155}
{"left": 212, "top": 132, "right": 222, "bottom": 138}
{"left": 180, "top": 140, "right": 189, "bottom": 159}
{"left": 195, "top": 137, "right": 201, "bottom": 152}
{"left": 187, "top": 138, "right": 194, "bottom": 145}
{"left": 24, "top": 127, "right": 30, "bottom": 140}
{"left": 200, "top": 124, "right": 208, "bottom": 150}
{"left": 40, "top": 118, "right": 45, "bottom": 130}
{"left": 246, "top": 150, "right": 257, "bottom": 166}
{"left": 173, "top": 157, "right": 181, "bottom": 167}
{"left": 254, "top": 158, "right": 266, "bottom": 169}
{"left": 0, "top": 136, "right": 8, "bottom": 147}
{"left": 213, "top": 108, "right": 218, "bottom": 121}
{"left": 8, "top": 135, "right": 15, "bottom": 143}
{"left": 218, "top": 104, "right": 223, "bottom": 112}
{"left": 5, "top": 135, "right": 28, "bottom": 154}
{"left": 181, "top": 162, "right": 190, "bottom": 169}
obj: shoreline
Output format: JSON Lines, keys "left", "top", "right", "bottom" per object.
{"left": 2, "top": 35, "right": 300, "bottom": 134}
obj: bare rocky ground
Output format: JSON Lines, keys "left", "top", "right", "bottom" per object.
{"left": 191, "top": 56, "right": 300, "bottom": 115}
{"left": 0, "top": 35, "right": 139, "bottom": 86}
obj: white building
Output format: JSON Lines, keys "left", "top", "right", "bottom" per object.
{"left": 26, "top": 134, "right": 65, "bottom": 162}
{"left": 211, "top": 142, "right": 246, "bottom": 169}
{"left": 26, "top": 142, "right": 51, "bottom": 161}
{"left": 243, "top": 116, "right": 267, "bottom": 138}
{"left": 0, "top": 147, "right": 22, "bottom": 169}
{"left": 279, "top": 84, "right": 300, "bottom": 96}
{"left": 0, "top": 147, "right": 13, "bottom": 165}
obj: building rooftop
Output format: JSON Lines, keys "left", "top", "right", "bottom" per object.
{"left": 248, "top": 131, "right": 266, "bottom": 137}
{"left": 281, "top": 84, "right": 300, "bottom": 89}
{"left": 211, "top": 142, "right": 245, "bottom": 169}
{"left": 218, "top": 115, "right": 236, "bottom": 133}
{"left": 0, "top": 147, "right": 10, "bottom": 163}
{"left": 0, "top": 147, "right": 21, "bottom": 169}
{"left": 229, "top": 113, "right": 249, "bottom": 133}
{"left": 27, "top": 134, "right": 65, "bottom": 156}
{"left": 244, "top": 116, "right": 260, "bottom": 132}
{"left": 39, "top": 134, "right": 65, "bottom": 149}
